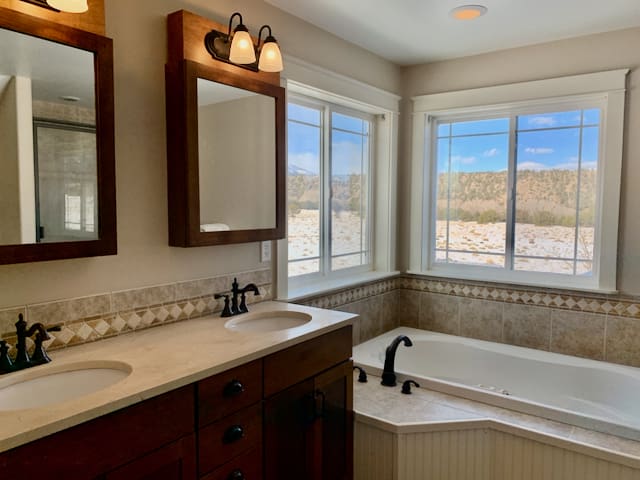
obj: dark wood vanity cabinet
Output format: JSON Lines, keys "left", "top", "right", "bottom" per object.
{"left": 263, "top": 329, "right": 353, "bottom": 480}
{"left": 104, "top": 435, "right": 197, "bottom": 480}
{"left": 0, "top": 326, "right": 353, "bottom": 480}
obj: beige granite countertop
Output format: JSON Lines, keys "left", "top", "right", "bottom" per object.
{"left": 0, "top": 301, "right": 355, "bottom": 452}
{"left": 354, "top": 372, "right": 640, "bottom": 469}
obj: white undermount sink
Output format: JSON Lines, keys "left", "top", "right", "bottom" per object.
{"left": 224, "top": 310, "right": 312, "bottom": 333}
{"left": 0, "top": 360, "right": 132, "bottom": 410}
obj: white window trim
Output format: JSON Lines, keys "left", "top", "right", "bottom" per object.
{"left": 409, "top": 69, "right": 628, "bottom": 293}
{"left": 286, "top": 95, "right": 375, "bottom": 285}
{"left": 278, "top": 59, "right": 400, "bottom": 300}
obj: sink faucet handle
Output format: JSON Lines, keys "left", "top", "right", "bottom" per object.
{"left": 401, "top": 380, "right": 420, "bottom": 395}
{"left": 214, "top": 294, "right": 232, "bottom": 317}
{"left": 0, "top": 340, "right": 13, "bottom": 374}
{"left": 239, "top": 293, "right": 248, "bottom": 313}
{"left": 31, "top": 331, "right": 53, "bottom": 365}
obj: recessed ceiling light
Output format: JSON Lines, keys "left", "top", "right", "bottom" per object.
{"left": 450, "top": 5, "right": 488, "bottom": 21}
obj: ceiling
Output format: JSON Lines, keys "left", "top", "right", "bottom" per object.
{"left": 265, "top": 0, "right": 640, "bottom": 65}
{"left": 0, "top": 27, "right": 94, "bottom": 108}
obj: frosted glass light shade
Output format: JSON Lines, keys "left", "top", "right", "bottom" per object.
{"left": 258, "top": 40, "right": 283, "bottom": 72}
{"left": 229, "top": 30, "right": 256, "bottom": 64}
{"left": 47, "top": 0, "right": 88, "bottom": 13}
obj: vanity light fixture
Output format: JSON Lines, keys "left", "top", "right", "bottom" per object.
{"left": 20, "top": 0, "right": 88, "bottom": 13}
{"left": 450, "top": 5, "right": 488, "bottom": 20}
{"left": 204, "top": 12, "right": 284, "bottom": 73}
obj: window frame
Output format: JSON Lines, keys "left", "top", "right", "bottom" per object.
{"left": 286, "top": 93, "right": 375, "bottom": 285}
{"left": 277, "top": 72, "right": 400, "bottom": 300}
{"left": 410, "top": 70, "right": 628, "bottom": 293}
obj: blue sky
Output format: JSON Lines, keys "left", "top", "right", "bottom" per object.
{"left": 437, "top": 109, "right": 600, "bottom": 173}
{"left": 288, "top": 103, "right": 369, "bottom": 176}
{"left": 287, "top": 106, "right": 601, "bottom": 176}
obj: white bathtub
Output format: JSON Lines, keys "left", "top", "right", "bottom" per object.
{"left": 353, "top": 327, "right": 640, "bottom": 441}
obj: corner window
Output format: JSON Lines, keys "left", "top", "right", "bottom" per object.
{"left": 410, "top": 70, "right": 628, "bottom": 292}
{"left": 287, "top": 98, "right": 372, "bottom": 279}
{"left": 434, "top": 107, "right": 600, "bottom": 276}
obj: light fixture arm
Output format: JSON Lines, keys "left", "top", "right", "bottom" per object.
{"left": 227, "top": 12, "right": 244, "bottom": 40}
{"left": 257, "top": 25, "right": 273, "bottom": 49}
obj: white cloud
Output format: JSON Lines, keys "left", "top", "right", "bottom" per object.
{"left": 518, "top": 161, "right": 547, "bottom": 171}
{"left": 551, "top": 160, "right": 598, "bottom": 170}
{"left": 524, "top": 147, "right": 554, "bottom": 155}
{"left": 452, "top": 155, "right": 477, "bottom": 165}
{"left": 527, "top": 116, "right": 556, "bottom": 127}
{"left": 288, "top": 152, "right": 319, "bottom": 174}
{"left": 483, "top": 148, "right": 499, "bottom": 157}
{"left": 518, "top": 160, "right": 598, "bottom": 171}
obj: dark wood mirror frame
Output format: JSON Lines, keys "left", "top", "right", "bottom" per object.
{"left": 166, "top": 59, "right": 285, "bottom": 247}
{"left": 0, "top": 6, "right": 116, "bottom": 265}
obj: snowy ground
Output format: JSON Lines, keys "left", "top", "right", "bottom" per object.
{"left": 286, "top": 210, "right": 594, "bottom": 276}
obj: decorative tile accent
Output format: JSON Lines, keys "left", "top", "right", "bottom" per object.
{"left": 0, "top": 268, "right": 273, "bottom": 356}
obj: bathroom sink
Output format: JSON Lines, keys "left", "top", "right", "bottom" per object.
{"left": 224, "top": 310, "right": 312, "bottom": 333}
{"left": 0, "top": 360, "right": 132, "bottom": 410}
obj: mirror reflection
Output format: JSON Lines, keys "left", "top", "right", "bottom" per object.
{"left": 0, "top": 27, "right": 96, "bottom": 246}
{"left": 197, "top": 78, "right": 276, "bottom": 232}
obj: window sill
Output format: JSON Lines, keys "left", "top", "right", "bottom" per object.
{"left": 280, "top": 271, "right": 400, "bottom": 302}
{"left": 406, "top": 269, "right": 618, "bottom": 295}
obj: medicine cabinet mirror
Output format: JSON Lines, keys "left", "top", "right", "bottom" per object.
{"left": 165, "top": 59, "right": 285, "bottom": 247}
{"left": 0, "top": 7, "right": 116, "bottom": 265}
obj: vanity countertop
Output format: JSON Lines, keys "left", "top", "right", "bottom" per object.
{"left": 0, "top": 301, "right": 355, "bottom": 452}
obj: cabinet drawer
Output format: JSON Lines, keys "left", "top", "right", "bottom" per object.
{"left": 199, "top": 403, "right": 262, "bottom": 475}
{"left": 201, "top": 446, "right": 262, "bottom": 480}
{"left": 198, "top": 359, "right": 262, "bottom": 426}
{"left": 263, "top": 326, "right": 352, "bottom": 397}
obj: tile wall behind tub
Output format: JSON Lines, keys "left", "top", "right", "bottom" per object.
{"left": 296, "top": 274, "right": 640, "bottom": 368}
{"left": 396, "top": 275, "right": 640, "bottom": 368}
{"left": 296, "top": 278, "right": 399, "bottom": 345}
{"left": 0, "top": 268, "right": 272, "bottom": 356}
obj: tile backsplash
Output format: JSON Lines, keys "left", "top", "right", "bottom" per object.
{"left": 0, "top": 268, "right": 272, "bottom": 355}
{"left": 4, "top": 268, "right": 640, "bottom": 368}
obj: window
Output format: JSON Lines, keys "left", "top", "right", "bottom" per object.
{"left": 287, "top": 98, "right": 372, "bottom": 280}
{"left": 410, "top": 70, "right": 628, "bottom": 292}
{"left": 434, "top": 106, "right": 600, "bottom": 275}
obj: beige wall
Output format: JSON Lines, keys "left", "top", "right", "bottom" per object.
{"left": 198, "top": 95, "right": 276, "bottom": 230}
{"left": 399, "top": 27, "right": 640, "bottom": 295}
{"left": 0, "top": 0, "right": 401, "bottom": 308}
{"left": 0, "top": 77, "right": 22, "bottom": 245}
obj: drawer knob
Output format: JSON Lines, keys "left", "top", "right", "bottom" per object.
{"left": 223, "top": 424, "right": 245, "bottom": 444}
{"left": 228, "top": 470, "right": 245, "bottom": 480}
{"left": 224, "top": 379, "right": 245, "bottom": 397}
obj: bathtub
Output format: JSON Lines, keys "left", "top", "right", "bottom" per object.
{"left": 353, "top": 327, "right": 640, "bottom": 441}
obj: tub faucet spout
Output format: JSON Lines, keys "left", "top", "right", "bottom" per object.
{"left": 381, "top": 335, "right": 413, "bottom": 387}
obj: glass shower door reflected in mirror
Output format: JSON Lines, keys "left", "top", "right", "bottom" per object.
{"left": 34, "top": 120, "right": 97, "bottom": 242}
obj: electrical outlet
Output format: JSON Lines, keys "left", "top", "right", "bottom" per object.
{"left": 261, "top": 241, "right": 272, "bottom": 263}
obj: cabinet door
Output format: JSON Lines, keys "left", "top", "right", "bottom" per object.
{"left": 264, "top": 378, "right": 315, "bottom": 480}
{"left": 313, "top": 361, "right": 354, "bottom": 480}
{"left": 264, "top": 361, "right": 354, "bottom": 480}
{"left": 105, "top": 435, "right": 196, "bottom": 480}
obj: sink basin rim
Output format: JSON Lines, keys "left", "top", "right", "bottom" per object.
{"left": 0, "top": 360, "right": 132, "bottom": 411}
{"left": 224, "top": 310, "right": 312, "bottom": 332}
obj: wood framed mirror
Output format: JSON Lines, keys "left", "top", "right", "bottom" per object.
{"left": 0, "top": 7, "right": 116, "bottom": 265}
{"left": 165, "top": 10, "right": 285, "bottom": 247}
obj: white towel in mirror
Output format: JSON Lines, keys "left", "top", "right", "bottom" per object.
{"left": 200, "top": 223, "right": 230, "bottom": 232}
